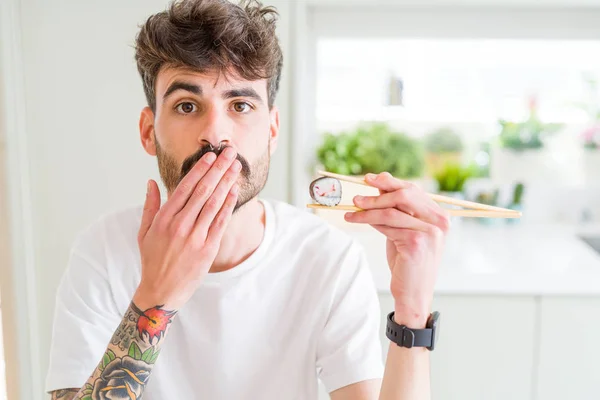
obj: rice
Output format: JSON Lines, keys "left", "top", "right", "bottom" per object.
{"left": 309, "top": 177, "right": 342, "bottom": 206}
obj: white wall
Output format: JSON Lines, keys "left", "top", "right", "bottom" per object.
{"left": 1, "top": 0, "right": 40, "bottom": 397}
{"left": 0, "top": 132, "right": 14, "bottom": 400}
{"left": 2, "top": 0, "right": 293, "bottom": 397}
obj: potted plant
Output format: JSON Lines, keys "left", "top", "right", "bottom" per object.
{"left": 508, "top": 182, "right": 524, "bottom": 209}
{"left": 432, "top": 162, "right": 475, "bottom": 199}
{"left": 490, "top": 95, "right": 563, "bottom": 185}
{"left": 423, "top": 127, "right": 464, "bottom": 175}
{"left": 506, "top": 182, "right": 525, "bottom": 225}
{"left": 474, "top": 189, "right": 501, "bottom": 225}
{"left": 496, "top": 97, "right": 562, "bottom": 151}
{"left": 432, "top": 162, "right": 476, "bottom": 227}
{"left": 316, "top": 122, "right": 425, "bottom": 178}
{"left": 574, "top": 73, "right": 600, "bottom": 182}
{"left": 582, "top": 124, "right": 600, "bottom": 150}
{"left": 581, "top": 124, "right": 600, "bottom": 183}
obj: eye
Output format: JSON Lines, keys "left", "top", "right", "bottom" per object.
{"left": 232, "top": 102, "right": 252, "bottom": 113}
{"left": 175, "top": 102, "right": 197, "bottom": 114}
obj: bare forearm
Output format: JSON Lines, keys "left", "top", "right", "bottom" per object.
{"left": 379, "top": 311, "right": 431, "bottom": 400}
{"left": 52, "top": 299, "right": 176, "bottom": 400}
{"left": 379, "top": 344, "right": 430, "bottom": 400}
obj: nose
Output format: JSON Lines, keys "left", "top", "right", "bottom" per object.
{"left": 197, "top": 106, "right": 232, "bottom": 149}
{"left": 200, "top": 138, "right": 230, "bottom": 151}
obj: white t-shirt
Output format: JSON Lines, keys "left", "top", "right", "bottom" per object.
{"left": 45, "top": 198, "right": 384, "bottom": 399}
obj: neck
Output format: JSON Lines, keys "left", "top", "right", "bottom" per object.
{"left": 209, "top": 197, "right": 266, "bottom": 273}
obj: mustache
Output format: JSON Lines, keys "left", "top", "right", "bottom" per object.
{"left": 180, "top": 143, "right": 251, "bottom": 180}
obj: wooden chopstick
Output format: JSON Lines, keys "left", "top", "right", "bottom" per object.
{"left": 306, "top": 203, "right": 522, "bottom": 218}
{"left": 316, "top": 170, "right": 519, "bottom": 214}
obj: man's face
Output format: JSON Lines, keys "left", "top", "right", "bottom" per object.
{"left": 139, "top": 67, "right": 279, "bottom": 211}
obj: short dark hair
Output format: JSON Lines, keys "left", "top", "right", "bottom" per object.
{"left": 134, "top": 0, "right": 283, "bottom": 112}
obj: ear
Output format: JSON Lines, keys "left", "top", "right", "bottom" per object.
{"left": 139, "top": 106, "right": 157, "bottom": 156}
{"left": 268, "top": 105, "right": 280, "bottom": 155}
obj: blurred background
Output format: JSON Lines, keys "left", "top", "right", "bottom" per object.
{"left": 1, "top": 0, "right": 600, "bottom": 399}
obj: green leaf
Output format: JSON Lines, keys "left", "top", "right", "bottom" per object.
{"left": 106, "top": 349, "right": 116, "bottom": 362}
{"left": 82, "top": 388, "right": 93, "bottom": 395}
{"left": 315, "top": 122, "right": 425, "bottom": 179}
{"left": 81, "top": 395, "right": 92, "bottom": 400}
{"left": 141, "top": 347, "right": 154, "bottom": 363}
{"left": 149, "top": 349, "right": 161, "bottom": 364}
{"left": 85, "top": 383, "right": 93, "bottom": 391}
{"left": 102, "top": 353, "right": 111, "bottom": 369}
{"left": 128, "top": 342, "right": 142, "bottom": 360}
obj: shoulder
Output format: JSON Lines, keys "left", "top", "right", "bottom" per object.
{"left": 68, "top": 204, "right": 143, "bottom": 270}
{"left": 73, "top": 204, "right": 142, "bottom": 246}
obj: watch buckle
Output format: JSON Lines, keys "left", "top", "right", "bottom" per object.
{"left": 401, "top": 327, "right": 415, "bottom": 348}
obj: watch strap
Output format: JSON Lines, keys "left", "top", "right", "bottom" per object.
{"left": 386, "top": 311, "right": 433, "bottom": 349}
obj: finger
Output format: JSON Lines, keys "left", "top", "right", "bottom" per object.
{"left": 370, "top": 224, "right": 429, "bottom": 242}
{"left": 187, "top": 160, "right": 241, "bottom": 240}
{"left": 344, "top": 208, "right": 433, "bottom": 233}
{"left": 160, "top": 152, "right": 217, "bottom": 217}
{"left": 364, "top": 172, "right": 412, "bottom": 193}
{"left": 200, "top": 184, "right": 239, "bottom": 249}
{"left": 175, "top": 148, "right": 237, "bottom": 229}
{"left": 370, "top": 224, "right": 403, "bottom": 239}
{"left": 370, "top": 224, "right": 444, "bottom": 261}
{"left": 138, "top": 179, "right": 161, "bottom": 242}
{"left": 353, "top": 191, "right": 447, "bottom": 228}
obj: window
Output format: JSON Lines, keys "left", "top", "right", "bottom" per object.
{"left": 316, "top": 38, "right": 600, "bottom": 132}
{"left": 314, "top": 38, "right": 600, "bottom": 188}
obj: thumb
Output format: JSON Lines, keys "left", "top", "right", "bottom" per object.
{"left": 139, "top": 179, "right": 161, "bottom": 241}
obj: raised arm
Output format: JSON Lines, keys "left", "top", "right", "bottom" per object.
{"left": 50, "top": 148, "right": 241, "bottom": 399}
{"left": 341, "top": 172, "right": 450, "bottom": 400}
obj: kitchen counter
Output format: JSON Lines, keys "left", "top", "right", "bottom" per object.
{"left": 343, "top": 220, "right": 600, "bottom": 296}
{"left": 326, "top": 218, "right": 600, "bottom": 400}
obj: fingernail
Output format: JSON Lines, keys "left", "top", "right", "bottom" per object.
{"left": 365, "top": 173, "right": 376, "bottom": 181}
{"left": 354, "top": 195, "right": 364, "bottom": 202}
{"left": 224, "top": 147, "right": 236, "bottom": 160}
{"left": 231, "top": 184, "right": 239, "bottom": 194}
{"left": 232, "top": 160, "right": 242, "bottom": 172}
{"left": 146, "top": 180, "right": 151, "bottom": 195}
{"left": 205, "top": 152, "right": 217, "bottom": 164}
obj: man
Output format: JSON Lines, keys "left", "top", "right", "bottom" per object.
{"left": 46, "top": 0, "right": 449, "bottom": 399}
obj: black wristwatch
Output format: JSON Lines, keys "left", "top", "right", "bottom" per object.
{"left": 386, "top": 311, "right": 441, "bottom": 351}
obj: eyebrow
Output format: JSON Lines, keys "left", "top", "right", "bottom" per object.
{"left": 163, "top": 81, "right": 202, "bottom": 101}
{"left": 223, "top": 88, "right": 264, "bottom": 104}
{"left": 162, "top": 81, "right": 264, "bottom": 105}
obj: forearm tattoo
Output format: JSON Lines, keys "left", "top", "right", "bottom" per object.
{"left": 52, "top": 302, "right": 176, "bottom": 400}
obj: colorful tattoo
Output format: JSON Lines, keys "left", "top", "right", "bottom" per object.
{"left": 56, "top": 301, "right": 177, "bottom": 400}
{"left": 132, "top": 303, "right": 176, "bottom": 345}
{"left": 110, "top": 307, "right": 139, "bottom": 352}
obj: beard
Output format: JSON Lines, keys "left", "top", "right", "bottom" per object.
{"left": 155, "top": 137, "right": 270, "bottom": 212}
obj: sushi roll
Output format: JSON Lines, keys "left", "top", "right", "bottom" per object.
{"left": 309, "top": 177, "right": 342, "bottom": 206}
